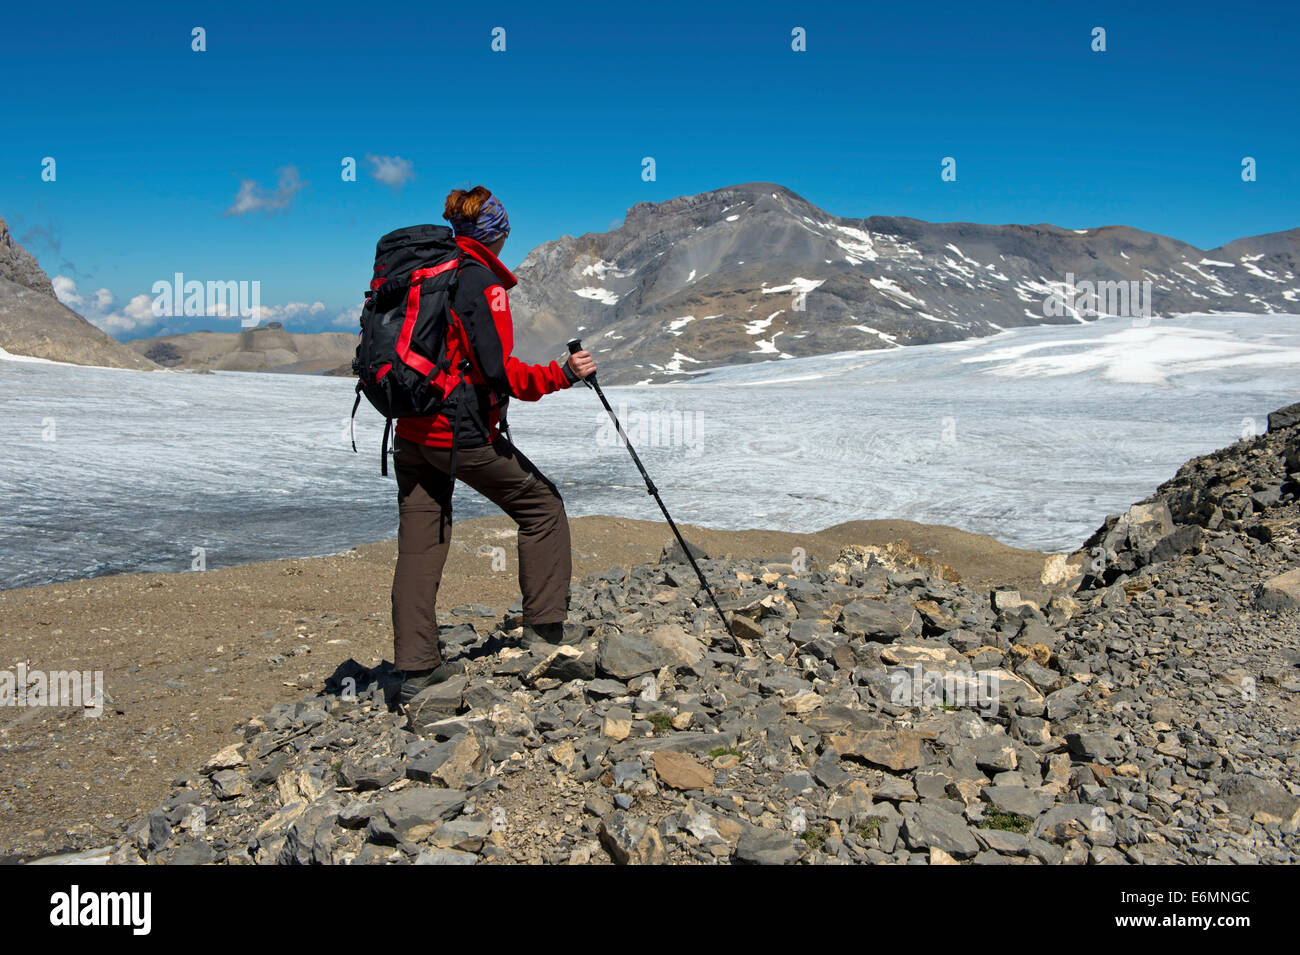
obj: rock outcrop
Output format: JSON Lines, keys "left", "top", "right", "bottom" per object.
{"left": 0, "top": 214, "right": 157, "bottom": 370}
{"left": 0, "top": 215, "right": 56, "bottom": 296}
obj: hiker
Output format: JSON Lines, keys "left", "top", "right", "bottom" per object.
{"left": 391, "top": 185, "right": 595, "bottom": 704}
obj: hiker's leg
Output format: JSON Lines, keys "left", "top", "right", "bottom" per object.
{"left": 455, "top": 438, "right": 571, "bottom": 625}
{"left": 391, "top": 435, "right": 454, "bottom": 671}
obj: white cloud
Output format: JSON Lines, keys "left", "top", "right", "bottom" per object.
{"left": 249, "top": 301, "right": 326, "bottom": 325}
{"left": 331, "top": 305, "right": 362, "bottom": 328}
{"left": 54, "top": 275, "right": 343, "bottom": 337}
{"left": 52, "top": 275, "right": 83, "bottom": 306}
{"left": 95, "top": 294, "right": 160, "bottom": 336}
{"left": 54, "top": 276, "right": 160, "bottom": 335}
{"left": 123, "top": 294, "right": 156, "bottom": 321}
{"left": 366, "top": 154, "right": 415, "bottom": 191}
{"left": 225, "top": 166, "right": 306, "bottom": 216}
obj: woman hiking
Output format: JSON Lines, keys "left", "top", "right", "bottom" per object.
{"left": 392, "top": 185, "right": 595, "bottom": 705}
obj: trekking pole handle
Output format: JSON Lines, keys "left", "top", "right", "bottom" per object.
{"left": 566, "top": 338, "right": 595, "bottom": 387}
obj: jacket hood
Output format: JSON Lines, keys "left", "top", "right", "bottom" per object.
{"left": 456, "top": 235, "right": 517, "bottom": 290}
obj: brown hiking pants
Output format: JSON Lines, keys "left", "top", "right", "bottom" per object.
{"left": 391, "top": 433, "right": 571, "bottom": 671}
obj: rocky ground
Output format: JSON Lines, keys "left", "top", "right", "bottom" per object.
{"left": 104, "top": 404, "right": 1300, "bottom": 865}
{"left": 0, "top": 515, "right": 1043, "bottom": 862}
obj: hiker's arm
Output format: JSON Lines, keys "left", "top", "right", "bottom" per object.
{"left": 480, "top": 285, "right": 574, "bottom": 400}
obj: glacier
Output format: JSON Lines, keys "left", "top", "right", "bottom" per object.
{"left": 1, "top": 312, "right": 1298, "bottom": 590}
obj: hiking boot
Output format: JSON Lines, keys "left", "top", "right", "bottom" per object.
{"left": 518, "top": 621, "right": 567, "bottom": 649}
{"left": 398, "top": 659, "right": 466, "bottom": 706}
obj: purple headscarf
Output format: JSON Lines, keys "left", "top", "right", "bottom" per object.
{"left": 448, "top": 194, "right": 510, "bottom": 244}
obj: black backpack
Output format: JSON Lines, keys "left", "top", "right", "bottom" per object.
{"left": 349, "top": 224, "right": 471, "bottom": 476}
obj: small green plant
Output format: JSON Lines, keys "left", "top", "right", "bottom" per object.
{"left": 708, "top": 745, "right": 744, "bottom": 760}
{"left": 799, "top": 827, "right": 826, "bottom": 851}
{"left": 855, "top": 817, "right": 883, "bottom": 840}
{"left": 648, "top": 713, "right": 673, "bottom": 734}
{"left": 981, "top": 810, "right": 1032, "bottom": 833}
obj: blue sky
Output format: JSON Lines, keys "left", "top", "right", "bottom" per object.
{"left": 1, "top": 0, "right": 1295, "bottom": 339}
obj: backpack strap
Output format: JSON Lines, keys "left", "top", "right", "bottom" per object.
{"left": 449, "top": 262, "right": 513, "bottom": 398}
{"left": 448, "top": 395, "right": 463, "bottom": 486}
{"left": 439, "top": 358, "right": 478, "bottom": 493}
{"left": 497, "top": 397, "right": 512, "bottom": 444}
{"left": 447, "top": 293, "right": 515, "bottom": 444}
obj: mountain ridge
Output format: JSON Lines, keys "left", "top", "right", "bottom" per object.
{"left": 5, "top": 191, "right": 1296, "bottom": 380}
{"left": 127, "top": 327, "right": 356, "bottom": 375}
{"left": 507, "top": 183, "right": 1298, "bottom": 383}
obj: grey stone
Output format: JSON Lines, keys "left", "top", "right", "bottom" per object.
{"left": 210, "top": 770, "right": 248, "bottom": 800}
{"left": 414, "top": 848, "right": 478, "bottom": 865}
{"left": 1032, "top": 804, "right": 1110, "bottom": 844}
{"left": 369, "top": 788, "right": 467, "bottom": 843}
{"left": 1256, "top": 569, "right": 1300, "bottom": 612}
{"left": 838, "top": 600, "right": 913, "bottom": 641}
{"left": 600, "top": 811, "right": 666, "bottom": 864}
{"left": 735, "top": 825, "right": 802, "bottom": 865}
{"left": 1267, "top": 401, "right": 1300, "bottom": 432}
{"left": 980, "top": 786, "right": 1051, "bottom": 819}
{"left": 900, "top": 805, "right": 980, "bottom": 859}
{"left": 406, "top": 675, "right": 468, "bottom": 733}
{"left": 1217, "top": 774, "right": 1300, "bottom": 830}
{"left": 597, "top": 633, "right": 674, "bottom": 680}
{"left": 1148, "top": 524, "right": 1203, "bottom": 563}
{"left": 1066, "top": 732, "right": 1124, "bottom": 762}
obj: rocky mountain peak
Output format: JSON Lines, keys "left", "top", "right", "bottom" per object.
{"left": 506, "top": 184, "right": 1299, "bottom": 384}
{"left": 0, "top": 212, "right": 157, "bottom": 369}
{"left": 0, "top": 215, "right": 57, "bottom": 298}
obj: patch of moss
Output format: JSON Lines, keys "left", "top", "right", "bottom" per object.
{"left": 799, "top": 827, "right": 826, "bottom": 851}
{"left": 855, "top": 817, "right": 883, "bottom": 840}
{"left": 980, "top": 809, "right": 1032, "bottom": 833}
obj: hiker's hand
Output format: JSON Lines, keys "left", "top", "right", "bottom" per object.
{"left": 567, "top": 350, "right": 596, "bottom": 380}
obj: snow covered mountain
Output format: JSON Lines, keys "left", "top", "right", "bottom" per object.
{"left": 508, "top": 183, "right": 1299, "bottom": 383}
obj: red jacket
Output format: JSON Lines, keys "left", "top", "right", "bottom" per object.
{"left": 395, "top": 236, "right": 572, "bottom": 448}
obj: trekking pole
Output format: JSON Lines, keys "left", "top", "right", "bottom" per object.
{"left": 567, "top": 339, "right": 736, "bottom": 644}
